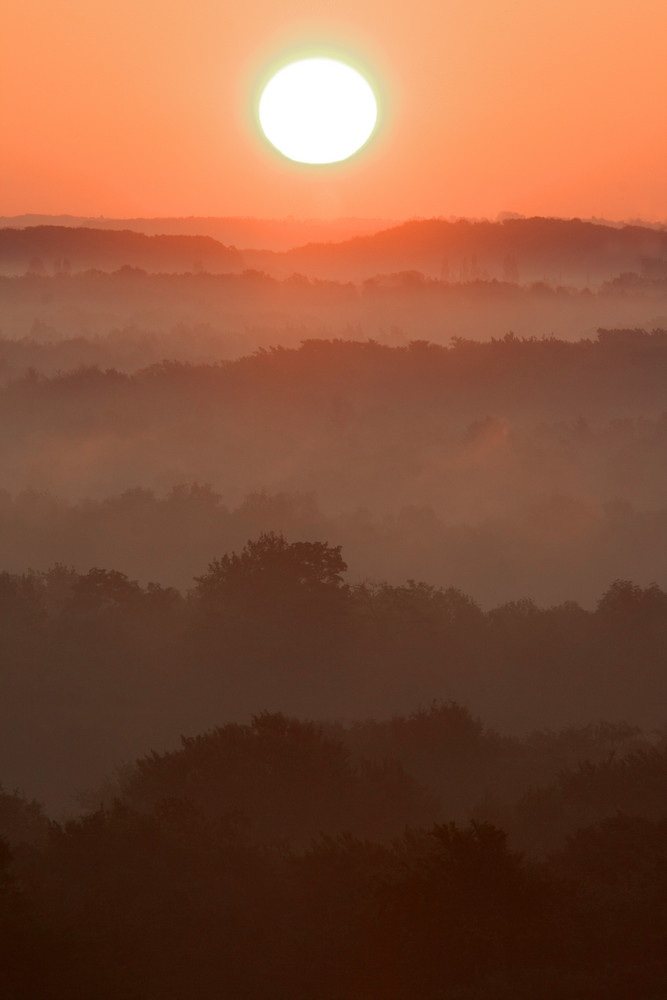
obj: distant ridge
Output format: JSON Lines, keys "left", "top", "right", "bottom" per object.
{"left": 0, "top": 216, "right": 394, "bottom": 253}
{"left": 244, "top": 217, "right": 667, "bottom": 286}
{"left": 1, "top": 217, "right": 666, "bottom": 285}
{"left": 0, "top": 226, "right": 244, "bottom": 276}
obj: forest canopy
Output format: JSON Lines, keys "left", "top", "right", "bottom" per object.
{"left": 1, "top": 534, "right": 665, "bottom": 813}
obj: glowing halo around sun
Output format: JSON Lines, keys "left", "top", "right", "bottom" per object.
{"left": 258, "top": 58, "right": 378, "bottom": 164}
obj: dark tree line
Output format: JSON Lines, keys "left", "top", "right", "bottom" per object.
{"left": 2, "top": 727, "right": 667, "bottom": 999}
{"left": 2, "top": 482, "right": 667, "bottom": 613}
{"left": 1, "top": 532, "right": 666, "bottom": 816}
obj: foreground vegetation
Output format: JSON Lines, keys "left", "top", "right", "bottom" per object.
{"left": 1, "top": 533, "right": 666, "bottom": 997}
{"left": 2, "top": 710, "right": 667, "bottom": 999}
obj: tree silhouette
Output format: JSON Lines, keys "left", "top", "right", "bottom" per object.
{"left": 194, "top": 531, "right": 347, "bottom": 607}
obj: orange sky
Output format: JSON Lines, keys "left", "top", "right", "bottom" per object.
{"left": 3, "top": 0, "right": 666, "bottom": 222}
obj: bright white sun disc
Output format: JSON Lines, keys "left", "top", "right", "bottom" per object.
{"left": 258, "top": 58, "right": 378, "bottom": 164}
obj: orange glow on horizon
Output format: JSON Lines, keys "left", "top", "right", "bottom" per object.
{"left": 2, "top": 0, "right": 666, "bottom": 222}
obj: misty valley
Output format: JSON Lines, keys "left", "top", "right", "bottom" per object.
{"left": 1, "top": 216, "right": 667, "bottom": 999}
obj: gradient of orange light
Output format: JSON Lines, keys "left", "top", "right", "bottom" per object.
{"left": 2, "top": 0, "right": 666, "bottom": 220}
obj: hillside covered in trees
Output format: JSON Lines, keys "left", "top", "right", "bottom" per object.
{"left": 3, "top": 217, "right": 667, "bottom": 285}
{"left": 1, "top": 216, "right": 666, "bottom": 999}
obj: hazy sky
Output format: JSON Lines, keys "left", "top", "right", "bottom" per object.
{"left": 3, "top": 0, "right": 666, "bottom": 221}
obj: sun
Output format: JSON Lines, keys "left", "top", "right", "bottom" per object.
{"left": 258, "top": 58, "right": 378, "bottom": 165}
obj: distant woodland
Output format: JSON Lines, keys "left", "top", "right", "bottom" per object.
{"left": 1, "top": 218, "right": 666, "bottom": 350}
{"left": 1, "top": 218, "right": 666, "bottom": 999}
{"left": 3, "top": 217, "right": 667, "bottom": 284}
{"left": 1, "top": 262, "right": 666, "bottom": 353}
{"left": 0, "top": 213, "right": 392, "bottom": 253}
{"left": 0, "top": 334, "right": 665, "bottom": 608}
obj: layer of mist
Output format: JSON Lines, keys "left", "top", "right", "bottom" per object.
{"left": 1, "top": 270, "right": 666, "bottom": 356}
{"left": 0, "top": 334, "right": 665, "bottom": 608}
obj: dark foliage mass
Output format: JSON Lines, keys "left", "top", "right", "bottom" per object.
{"left": 2, "top": 708, "right": 667, "bottom": 999}
{"left": 1, "top": 534, "right": 666, "bottom": 817}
